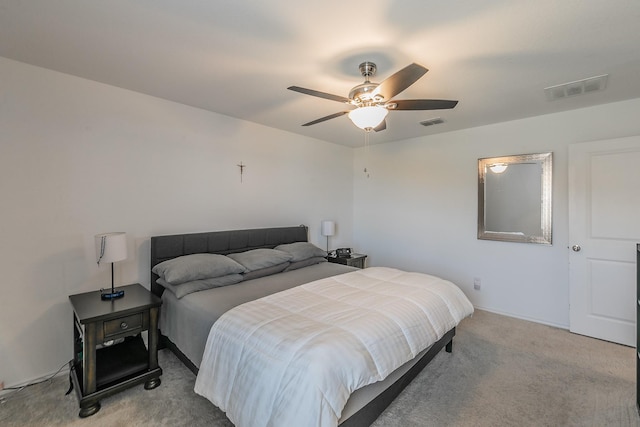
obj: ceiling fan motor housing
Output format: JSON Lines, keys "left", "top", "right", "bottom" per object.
{"left": 349, "top": 62, "right": 383, "bottom": 106}
{"left": 349, "top": 82, "right": 381, "bottom": 105}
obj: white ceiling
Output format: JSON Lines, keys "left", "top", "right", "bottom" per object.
{"left": 2, "top": 1, "right": 640, "bottom": 147}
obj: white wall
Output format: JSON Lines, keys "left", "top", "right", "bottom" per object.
{"left": 0, "top": 57, "right": 354, "bottom": 388}
{"left": 5, "top": 52, "right": 640, "bottom": 388}
{"left": 353, "top": 98, "right": 640, "bottom": 328}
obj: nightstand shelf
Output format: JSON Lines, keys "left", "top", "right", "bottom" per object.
{"left": 68, "top": 283, "right": 162, "bottom": 418}
{"left": 327, "top": 253, "right": 367, "bottom": 269}
{"left": 74, "top": 335, "right": 150, "bottom": 390}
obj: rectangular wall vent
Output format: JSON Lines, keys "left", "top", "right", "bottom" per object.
{"left": 544, "top": 74, "right": 608, "bottom": 101}
{"left": 420, "top": 117, "right": 445, "bottom": 127}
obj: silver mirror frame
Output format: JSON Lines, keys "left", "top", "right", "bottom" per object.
{"left": 478, "top": 152, "right": 553, "bottom": 245}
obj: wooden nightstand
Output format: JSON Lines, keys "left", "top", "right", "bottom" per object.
{"left": 327, "top": 253, "right": 367, "bottom": 269}
{"left": 68, "top": 283, "right": 162, "bottom": 417}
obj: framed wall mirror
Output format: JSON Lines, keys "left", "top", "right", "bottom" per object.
{"left": 478, "top": 152, "right": 553, "bottom": 244}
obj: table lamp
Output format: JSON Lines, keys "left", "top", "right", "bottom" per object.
{"left": 321, "top": 220, "right": 335, "bottom": 253}
{"left": 95, "top": 232, "right": 127, "bottom": 300}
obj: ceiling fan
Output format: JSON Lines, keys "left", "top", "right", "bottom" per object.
{"left": 288, "top": 62, "right": 458, "bottom": 132}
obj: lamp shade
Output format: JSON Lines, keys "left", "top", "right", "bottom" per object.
{"left": 95, "top": 232, "right": 128, "bottom": 265}
{"left": 321, "top": 221, "right": 335, "bottom": 237}
{"left": 348, "top": 106, "right": 388, "bottom": 130}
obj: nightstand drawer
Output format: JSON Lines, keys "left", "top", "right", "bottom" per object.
{"left": 103, "top": 313, "right": 143, "bottom": 339}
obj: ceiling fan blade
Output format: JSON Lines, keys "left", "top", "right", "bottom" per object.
{"left": 302, "top": 111, "right": 349, "bottom": 126}
{"left": 288, "top": 86, "right": 350, "bottom": 103}
{"left": 372, "top": 63, "right": 428, "bottom": 100}
{"left": 391, "top": 99, "right": 458, "bottom": 110}
{"left": 373, "top": 119, "right": 387, "bottom": 132}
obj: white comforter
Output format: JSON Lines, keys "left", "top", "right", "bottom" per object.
{"left": 194, "top": 267, "right": 474, "bottom": 427}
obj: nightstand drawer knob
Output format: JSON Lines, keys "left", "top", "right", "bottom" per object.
{"left": 103, "top": 313, "right": 143, "bottom": 339}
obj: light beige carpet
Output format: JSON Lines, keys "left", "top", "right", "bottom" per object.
{"left": 372, "top": 310, "right": 639, "bottom": 427}
{"left": 1, "top": 310, "right": 638, "bottom": 426}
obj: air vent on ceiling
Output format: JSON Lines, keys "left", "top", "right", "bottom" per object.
{"left": 420, "top": 117, "right": 445, "bottom": 127}
{"left": 544, "top": 74, "right": 608, "bottom": 101}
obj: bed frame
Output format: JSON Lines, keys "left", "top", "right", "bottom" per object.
{"left": 150, "top": 225, "right": 455, "bottom": 427}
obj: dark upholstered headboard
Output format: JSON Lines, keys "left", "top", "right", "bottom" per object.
{"left": 150, "top": 225, "right": 309, "bottom": 297}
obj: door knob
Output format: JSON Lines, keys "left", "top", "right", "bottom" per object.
{"left": 572, "top": 245, "right": 581, "bottom": 252}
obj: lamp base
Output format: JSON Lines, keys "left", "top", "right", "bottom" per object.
{"left": 101, "top": 289, "right": 125, "bottom": 300}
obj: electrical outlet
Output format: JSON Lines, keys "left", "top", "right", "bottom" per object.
{"left": 473, "top": 277, "right": 481, "bottom": 291}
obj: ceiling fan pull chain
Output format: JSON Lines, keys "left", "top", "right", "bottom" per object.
{"left": 363, "top": 131, "right": 371, "bottom": 178}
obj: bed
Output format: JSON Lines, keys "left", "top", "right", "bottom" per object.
{"left": 150, "top": 225, "right": 473, "bottom": 427}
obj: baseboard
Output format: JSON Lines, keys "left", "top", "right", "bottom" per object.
{"left": 0, "top": 364, "right": 70, "bottom": 398}
{"left": 473, "top": 305, "right": 568, "bottom": 330}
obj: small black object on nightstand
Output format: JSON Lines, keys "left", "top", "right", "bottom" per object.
{"left": 327, "top": 252, "right": 367, "bottom": 269}
{"left": 68, "top": 283, "right": 162, "bottom": 418}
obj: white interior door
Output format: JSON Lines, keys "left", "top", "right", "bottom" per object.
{"left": 569, "top": 135, "right": 640, "bottom": 346}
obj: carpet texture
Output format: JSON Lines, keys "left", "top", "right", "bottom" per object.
{"left": 1, "top": 310, "right": 638, "bottom": 426}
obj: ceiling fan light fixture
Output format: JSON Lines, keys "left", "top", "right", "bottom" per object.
{"left": 348, "top": 106, "right": 388, "bottom": 130}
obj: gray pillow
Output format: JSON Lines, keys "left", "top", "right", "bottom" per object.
{"left": 156, "top": 274, "right": 244, "bottom": 298}
{"left": 227, "top": 248, "right": 292, "bottom": 271}
{"left": 242, "top": 262, "right": 290, "bottom": 281}
{"left": 152, "top": 253, "right": 247, "bottom": 285}
{"left": 274, "top": 242, "right": 327, "bottom": 262}
{"left": 283, "top": 257, "right": 327, "bottom": 272}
